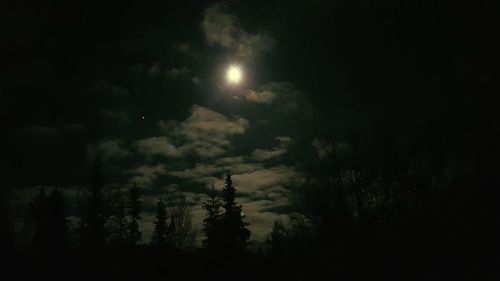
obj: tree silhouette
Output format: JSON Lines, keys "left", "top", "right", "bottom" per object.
{"left": 29, "top": 188, "right": 48, "bottom": 250}
{"left": 127, "top": 182, "right": 142, "bottom": 245}
{"left": 220, "top": 172, "right": 250, "bottom": 253}
{"left": 168, "top": 198, "right": 195, "bottom": 249}
{"left": 110, "top": 200, "right": 128, "bottom": 246}
{"left": 80, "top": 157, "right": 106, "bottom": 248}
{"left": 46, "top": 188, "right": 67, "bottom": 252}
{"left": 28, "top": 188, "right": 67, "bottom": 253}
{"left": 151, "top": 197, "right": 168, "bottom": 247}
{"left": 268, "top": 220, "right": 287, "bottom": 258}
{"left": 202, "top": 185, "right": 223, "bottom": 251}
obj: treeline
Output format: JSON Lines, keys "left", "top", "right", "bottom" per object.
{"left": 263, "top": 148, "right": 495, "bottom": 280}
{"left": 20, "top": 159, "right": 251, "bottom": 258}
{"left": 7, "top": 152, "right": 496, "bottom": 280}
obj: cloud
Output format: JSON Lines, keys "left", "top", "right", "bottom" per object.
{"left": 242, "top": 82, "right": 314, "bottom": 123}
{"left": 17, "top": 126, "right": 61, "bottom": 138}
{"left": 276, "top": 136, "right": 293, "bottom": 145}
{"left": 245, "top": 89, "right": 276, "bottom": 104}
{"left": 202, "top": 4, "right": 276, "bottom": 61}
{"left": 165, "top": 66, "right": 191, "bottom": 78}
{"left": 244, "top": 82, "right": 303, "bottom": 110}
{"left": 214, "top": 156, "right": 244, "bottom": 165}
{"left": 135, "top": 136, "right": 182, "bottom": 158}
{"left": 149, "top": 63, "right": 200, "bottom": 85}
{"left": 205, "top": 165, "right": 304, "bottom": 196}
{"left": 159, "top": 105, "right": 250, "bottom": 158}
{"left": 178, "top": 105, "right": 249, "bottom": 137}
{"left": 98, "top": 107, "right": 131, "bottom": 124}
{"left": 60, "top": 123, "right": 86, "bottom": 134}
{"left": 250, "top": 136, "right": 293, "bottom": 161}
{"left": 176, "top": 42, "right": 192, "bottom": 55}
{"left": 236, "top": 33, "right": 276, "bottom": 61}
{"left": 92, "top": 80, "right": 130, "bottom": 106}
{"left": 169, "top": 161, "right": 263, "bottom": 182}
{"left": 312, "top": 139, "right": 351, "bottom": 160}
{"left": 240, "top": 199, "right": 290, "bottom": 241}
{"left": 251, "top": 148, "right": 286, "bottom": 161}
{"left": 202, "top": 4, "right": 238, "bottom": 47}
{"left": 169, "top": 164, "right": 226, "bottom": 179}
{"left": 231, "top": 166, "right": 304, "bottom": 194}
{"left": 87, "top": 138, "right": 131, "bottom": 161}
{"left": 128, "top": 164, "right": 167, "bottom": 187}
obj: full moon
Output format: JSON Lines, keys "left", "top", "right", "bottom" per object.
{"left": 226, "top": 65, "right": 243, "bottom": 84}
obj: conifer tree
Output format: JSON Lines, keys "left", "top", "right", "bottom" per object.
{"left": 81, "top": 157, "right": 106, "bottom": 247}
{"left": 220, "top": 172, "right": 250, "bottom": 253}
{"left": 110, "top": 200, "right": 128, "bottom": 245}
{"left": 202, "top": 185, "right": 223, "bottom": 251}
{"left": 28, "top": 188, "right": 67, "bottom": 252}
{"left": 47, "top": 188, "right": 67, "bottom": 251}
{"left": 268, "top": 220, "right": 287, "bottom": 258}
{"left": 29, "top": 188, "right": 48, "bottom": 249}
{"left": 151, "top": 197, "right": 168, "bottom": 247}
{"left": 127, "top": 182, "right": 142, "bottom": 245}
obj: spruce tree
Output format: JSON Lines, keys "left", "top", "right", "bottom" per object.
{"left": 268, "top": 220, "right": 287, "bottom": 258}
{"left": 29, "top": 188, "right": 48, "bottom": 250}
{"left": 202, "top": 185, "right": 223, "bottom": 251}
{"left": 111, "top": 200, "right": 128, "bottom": 245}
{"left": 80, "top": 157, "right": 106, "bottom": 248}
{"left": 220, "top": 172, "right": 250, "bottom": 253}
{"left": 127, "top": 182, "right": 142, "bottom": 245}
{"left": 151, "top": 197, "right": 168, "bottom": 247}
{"left": 46, "top": 188, "right": 67, "bottom": 252}
{"left": 28, "top": 188, "right": 67, "bottom": 252}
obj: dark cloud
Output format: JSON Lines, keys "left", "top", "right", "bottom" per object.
{"left": 202, "top": 3, "right": 276, "bottom": 62}
{"left": 17, "top": 126, "right": 61, "bottom": 139}
{"left": 128, "top": 164, "right": 167, "bottom": 188}
{"left": 87, "top": 138, "right": 131, "bottom": 161}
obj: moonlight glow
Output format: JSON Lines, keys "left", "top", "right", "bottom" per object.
{"left": 226, "top": 65, "right": 243, "bottom": 84}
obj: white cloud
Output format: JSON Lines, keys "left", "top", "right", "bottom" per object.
{"left": 207, "top": 165, "right": 304, "bottom": 195}
{"left": 169, "top": 162, "right": 262, "bottom": 182}
{"left": 245, "top": 89, "right": 276, "bottom": 104}
{"left": 251, "top": 148, "right": 286, "bottom": 161}
{"left": 135, "top": 136, "right": 182, "bottom": 158}
{"left": 241, "top": 199, "right": 290, "bottom": 241}
{"left": 159, "top": 105, "right": 250, "bottom": 158}
{"left": 250, "top": 135, "right": 293, "bottom": 161}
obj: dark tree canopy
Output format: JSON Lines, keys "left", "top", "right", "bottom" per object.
{"left": 80, "top": 158, "right": 106, "bottom": 248}
{"left": 220, "top": 172, "right": 250, "bottom": 253}
{"left": 127, "top": 182, "right": 142, "bottom": 245}
{"left": 202, "top": 185, "right": 223, "bottom": 251}
{"left": 151, "top": 197, "right": 168, "bottom": 247}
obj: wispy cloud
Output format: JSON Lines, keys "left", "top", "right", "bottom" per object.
{"left": 202, "top": 4, "right": 276, "bottom": 62}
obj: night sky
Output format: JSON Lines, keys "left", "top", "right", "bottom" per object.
{"left": 2, "top": 0, "right": 497, "bottom": 244}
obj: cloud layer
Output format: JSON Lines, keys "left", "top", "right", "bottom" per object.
{"left": 202, "top": 4, "right": 276, "bottom": 61}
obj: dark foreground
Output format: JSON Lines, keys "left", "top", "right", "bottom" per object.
{"left": 4, "top": 245, "right": 498, "bottom": 281}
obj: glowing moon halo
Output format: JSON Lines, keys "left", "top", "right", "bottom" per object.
{"left": 226, "top": 65, "right": 243, "bottom": 84}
